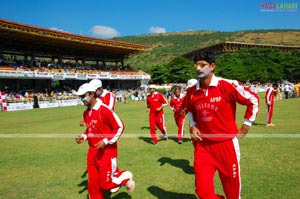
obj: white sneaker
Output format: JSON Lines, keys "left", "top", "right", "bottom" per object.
{"left": 126, "top": 179, "right": 135, "bottom": 192}
{"left": 110, "top": 186, "right": 120, "bottom": 194}
{"left": 125, "top": 171, "right": 135, "bottom": 193}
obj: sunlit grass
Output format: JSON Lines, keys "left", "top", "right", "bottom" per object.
{"left": 0, "top": 96, "right": 299, "bottom": 198}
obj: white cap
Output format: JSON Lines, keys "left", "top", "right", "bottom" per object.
{"left": 148, "top": 84, "right": 156, "bottom": 89}
{"left": 75, "top": 83, "right": 95, "bottom": 96}
{"left": 187, "top": 79, "right": 198, "bottom": 88}
{"left": 89, "top": 79, "right": 102, "bottom": 91}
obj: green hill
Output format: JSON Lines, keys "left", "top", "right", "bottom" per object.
{"left": 115, "top": 30, "right": 300, "bottom": 73}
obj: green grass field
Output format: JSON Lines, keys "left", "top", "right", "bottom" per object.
{"left": 0, "top": 94, "right": 300, "bottom": 199}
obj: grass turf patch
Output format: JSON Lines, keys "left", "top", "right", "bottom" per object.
{"left": 0, "top": 96, "right": 299, "bottom": 198}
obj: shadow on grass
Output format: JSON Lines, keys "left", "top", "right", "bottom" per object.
{"left": 138, "top": 135, "right": 171, "bottom": 145}
{"left": 148, "top": 186, "right": 197, "bottom": 199}
{"left": 252, "top": 122, "right": 266, "bottom": 126}
{"left": 141, "top": 126, "right": 150, "bottom": 130}
{"left": 78, "top": 170, "right": 87, "bottom": 193}
{"left": 105, "top": 191, "right": 132, "bottom": 199}
{"left": 157, "top": 157, "right": 194, "bottom": 174}
{"left": 168, "top": 137, "right": 192, "bottom": 144}
{"left": 138, "top": 136, "right": 153, "bottom": 144}
{"left": 139, "top": 135, "right": 192, "bottom": 146}
{"left": 78, "top": 170, "right": 88, "bottom": 198}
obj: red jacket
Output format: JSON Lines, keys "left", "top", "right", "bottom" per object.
{"left": 186, "top": 75, "right": 260, "bottom": 142}
{"left": 147, "top": 92, "right": 168, "bottom": 113}
{"left": 83, "top": 100, "right": 124, "bottom": 156}
{"left": 170, "top": 94, "right": 185, "bottom": 115}
{"left": 99, "top": 90, "right": 116, "bottom": 110}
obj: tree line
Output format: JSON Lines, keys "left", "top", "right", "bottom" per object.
{"left": 149, "top": 48, "right": 300, "bottom": 84}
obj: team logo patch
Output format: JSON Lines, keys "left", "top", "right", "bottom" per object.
{"left": 210, "top": 96, "right": 221, "bottom": 103}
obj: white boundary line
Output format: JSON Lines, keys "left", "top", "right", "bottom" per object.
{"left": 0, "top": 134, "right": 300, "bottom": 138}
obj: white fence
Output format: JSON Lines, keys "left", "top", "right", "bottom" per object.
{"left": 4, "top": 99, "right": 81, "bottom": 111}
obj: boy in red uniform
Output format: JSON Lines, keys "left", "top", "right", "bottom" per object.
{"left": 75, "top": 83, "right": 135, "bottom": 199}
{"left": 146, "top": 84, "right": 168, "bottom": 145}
{"left": 170, "top": 86, "right": 185, "bottom": 144}
{"left": 186, "top": 51, "right": 260, "bottom": 199}
{"left": 265, "top": 82, "right": 277, "bottom": 126}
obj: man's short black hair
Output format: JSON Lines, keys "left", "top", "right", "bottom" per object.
{"left": 172, "top": 85, "right": 181, "bottom": 92}
{"left": 272, "top": 83, "right": 278, "bottom": 88}
{"left": 193, "top": 51, "right": 216, "bottom": 64}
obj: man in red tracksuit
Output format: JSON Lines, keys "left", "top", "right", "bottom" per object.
{"left": 75, "top": 83, "right": 135, "bottom": 199}
{"left": 265, "top": 82, "right": 277, "bottom": 126}
{"left": 186, "top": 51, "right": 260, "bottom": 199}
{"left": 146, "top": 84, "right": 168, "bottom": 145}
{"left": 170, "top": 86, "right": 185, "bottom": 144}
{"left": 80, "top": 79, "right": 116, "bottom": 126}
{"left": 90, "top": 79, "right": 116, "bottom": 110}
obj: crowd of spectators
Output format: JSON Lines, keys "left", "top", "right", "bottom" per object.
{"left": 0, "top": 55, "right": 146, "bottom": 76}
{"left": 2, "top": 81, "right": 300, "bottom": 105}
{"left": 1, "top": 55, "right": 299, "bottom": 104}
{"left": 4, "top": 86, "right": 77, "bottom": 103}
{"left": 4, "top": 86, "right": 149, "bottom": 104}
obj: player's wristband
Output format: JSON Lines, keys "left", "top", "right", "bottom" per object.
{"left": 82, "top": 134, "right": 87, "bottom": 141}
{"left": 102, "top": 138, "right": 109, "bottom": 145}
{"left": 243, "top": 120, "right": 252, "bottom": 127}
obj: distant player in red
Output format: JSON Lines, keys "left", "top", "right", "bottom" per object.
{"left": 170, "top": 86, "right": 185, "bottom": 144}
{"left": 186, "top": 51, "right": 260, "bottom": 199}
{"left": 75, "top": 83, "right": 135, "bottom": 199}
{"left": 180, "top": 79, "right": 198, "bottom": 116}
{"left": 265, "top": 82, "right": 277, "bottom": 126}
{"left": 146, "top": 84, "right": 168, "bottom": 144}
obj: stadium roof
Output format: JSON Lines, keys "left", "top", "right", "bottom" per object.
{"left": 183, "top": 41, "right": 300, "bottom": 61}
{"left": 0, "top": 18, "right": 150, "bottom": 62}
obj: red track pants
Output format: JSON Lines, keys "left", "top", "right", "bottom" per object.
{"left": 149, "top": 111, "right": 167, "bottom": 143}
{"left": 174, "top": 113, "right": 185, "bottom": 141}
{"left": 267, "top": 103, "right": 274, "bottom": 124}
{"left": 194, "top": 137, "right": 241, "bottom": 199}
{"left": 87, "top": 148, "right": 130, "bottom": 199}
